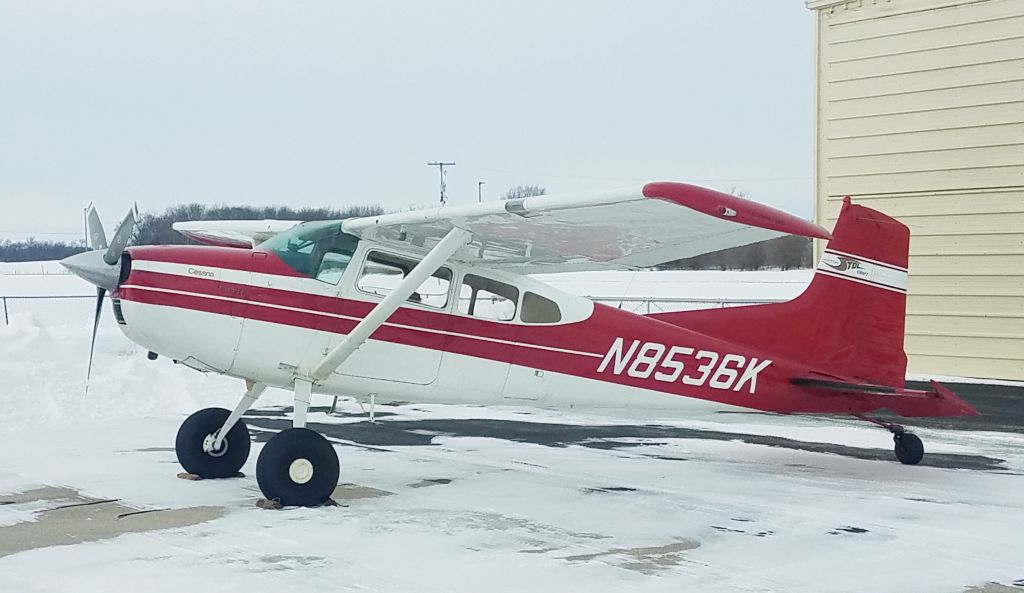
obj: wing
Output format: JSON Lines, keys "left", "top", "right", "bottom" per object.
{"left": 172, "top": 220, "right": 300, "bottom": 248}
{"left": 341, "top": 182, "right": 832, "bottom": 273}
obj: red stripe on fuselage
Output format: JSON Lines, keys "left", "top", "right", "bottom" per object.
{"left": 119, "top": 267, "right": 781, "bottom": 408}
{"left": 118, "top": 269, "right": 599, "bottom": 375}
{"left": 121, "top": 269, "right": 601, "bottom": 354}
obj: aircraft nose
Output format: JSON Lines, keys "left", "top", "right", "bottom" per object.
{"left": 61, "top": 249, "right": 122, "bottom": 290}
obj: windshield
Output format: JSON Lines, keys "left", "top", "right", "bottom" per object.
{"left": 259, "top": 220, "right": 358, "bottom": 279}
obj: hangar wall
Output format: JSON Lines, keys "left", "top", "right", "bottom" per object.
{"left": 806, "top": 0, "right": 1024, "bottom": 381}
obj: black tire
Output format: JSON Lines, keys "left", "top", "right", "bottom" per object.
{"left": 175, "top": 407, "right": 251, "bottom": 478}
{"left": 256, "top": 428, "right": 340, "bottom": 507}
{"left": 894, "top": 432, "right": 924, "bottom": 465}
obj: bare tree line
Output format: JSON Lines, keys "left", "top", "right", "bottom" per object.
{"left": 1, "top": 202, "right": 383, "bottom": 262}
{"left": 0, "top": 238, "right": 88, "bottom": 262}
{"left": 131, "top": 202, "right": 384, "bottom": 246}
{"left": 660, "top": 235, "right": 812, "bottom": 271}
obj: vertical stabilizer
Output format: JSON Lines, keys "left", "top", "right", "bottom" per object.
{"left": 649, "top": 198, "right": 911, "bottom": 387}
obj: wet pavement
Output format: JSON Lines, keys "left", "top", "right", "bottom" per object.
{"left": 243, "top": 412, "right": 1008, "bottom": 472}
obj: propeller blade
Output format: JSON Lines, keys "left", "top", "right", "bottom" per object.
{"left": 103, "top": 204, "right": 137, "bottom": 265}
{"left": 85, "top": 203, "right": 108, "bottom": 251}
{"left": 86, "top": 286, "right": 106, "bottom": 391}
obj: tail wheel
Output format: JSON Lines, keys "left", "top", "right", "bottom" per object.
{"left": 893, "top": 432, "right": 924, "bottom": 465}
{"left": 256, "top": 428, "right": 339, "bottom": 507}
{"left": 175, "top": 407, "right": 251, "bottom": 478}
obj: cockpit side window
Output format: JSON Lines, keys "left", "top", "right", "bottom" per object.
{"left": 315, "top": 251, "right": 352, "bottom": 284}
{"left": 356, "top": 251, "right": 453, "bottom": 309}
{"left": 259, "top": 221, "right": 358, "bottom": 282}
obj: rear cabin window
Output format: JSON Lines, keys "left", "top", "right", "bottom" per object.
{"left": 458, "top": 274, "right": 519, "bottom": 322}
{"left": 259, "top": 221, "right": 358, "bottom": 284}
{"left": 356, "top": 251, "right": 452, "bottom": 309}
{"left": 521, "top": 292, "right": 561, "bottom": 323}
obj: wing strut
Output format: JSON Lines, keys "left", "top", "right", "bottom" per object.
{"left": 304, "top": 227, "right": 473, "bottom": 384}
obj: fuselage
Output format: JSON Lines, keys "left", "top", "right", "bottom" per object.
{"left": 110, "top": 227, "right": 849, "bottom": 415}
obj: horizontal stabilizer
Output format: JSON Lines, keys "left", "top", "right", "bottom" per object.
{"left": 791, "top": 377, "right": 979, "bottom": 418}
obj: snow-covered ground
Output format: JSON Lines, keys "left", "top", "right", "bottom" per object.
{"left": 2, "top": 262, "right": 1023, "bottom": 593}
{"left": 538, "top": 269, "right": 811, "bottom": 301}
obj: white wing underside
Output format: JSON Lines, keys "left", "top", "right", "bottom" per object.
{"left": 341, "top": 185, "right": 821, "bottom": 274}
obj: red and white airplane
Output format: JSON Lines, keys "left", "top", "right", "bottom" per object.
{"left": 61, "top": 182, "right": 978, "bottom": 506}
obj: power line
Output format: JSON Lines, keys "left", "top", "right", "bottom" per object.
{"left": 0, "top": 230, "right": 82, "bottom": 236}
{"left": 427, "top": 161, "right": 456, "bottom": 204}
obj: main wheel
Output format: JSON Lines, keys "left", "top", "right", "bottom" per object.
{"left": 176, "top": 407, "right": 251, "bottom": 478}
{"left": 256, "top": 428, "right": 339, "bottom": 507}
{"left": 893, "top": 432, "right": 924, "bottom": 465}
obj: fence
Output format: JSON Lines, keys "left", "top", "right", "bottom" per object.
{"left": 0, "top": 269, "right": 73, "bottom": 275}
{"left": 2, "top": 293, "right": 780, "bottom": 325}
{"left": 1, "top": 295, "right": 95, "bottom": 325}
{"left": 586, "top": 296, "right": 781, "bottom": 315}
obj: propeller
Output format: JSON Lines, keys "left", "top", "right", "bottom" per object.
{"left": 86, "top": 203, "right": 108, "bottom": 251}
{"left": 104, "top": 206, "right": 137, "bottom": 265}
{"left": 84, "top": 203, "right": 108, "bottom": 385}
{"left": 62, "top": 203, "right": 138, "bottom": 389}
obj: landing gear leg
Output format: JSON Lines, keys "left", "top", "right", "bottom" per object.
{"left": 256, "top": 378, "right": 340, "bottom": 506}
{"left": 855, "top": 414, "right": 925, "bottom": 465}
{"left": 292, "top": 377, "right": 311, "bottom": 428}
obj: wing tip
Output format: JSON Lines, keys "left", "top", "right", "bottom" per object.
{"left": 642, "top": 181, "right": 833, "bottom": 241}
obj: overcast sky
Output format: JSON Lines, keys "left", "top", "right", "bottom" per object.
{"left": 0, "top": 1, "right": 815, "bottom": 241}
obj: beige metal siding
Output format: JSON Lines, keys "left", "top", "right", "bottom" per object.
{"left": 810, "top": 0, "right": 1024, "bottom": 380}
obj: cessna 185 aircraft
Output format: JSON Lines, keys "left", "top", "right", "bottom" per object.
{"left": 61, "top": 182, "right": 978, "bottom": 506}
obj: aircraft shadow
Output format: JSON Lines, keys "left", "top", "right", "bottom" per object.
{"left": 243, "top": 412, "right": 1006, "bottom": 472}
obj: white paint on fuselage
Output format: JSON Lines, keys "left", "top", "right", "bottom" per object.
{"left": 118, "top": 298, "right": 742, "bottom": 413}
{"left": 119, "top": 247, "right": 743, "bottom": 413}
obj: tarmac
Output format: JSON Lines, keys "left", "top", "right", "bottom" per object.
{"left": 902, "top": 380, "right": 1024, "bottom": 433}
{"left": 0, "top": 486, "right": 223, "bottom": 558}
{"left": 242, "top": 377, "right": 1024, "bottom": 473}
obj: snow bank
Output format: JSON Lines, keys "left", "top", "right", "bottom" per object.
{"left": 0, "top": 309, "right": 298, "bottom": 433}
{"left": 535, "top": 269, "right": 813, "bottom": 301}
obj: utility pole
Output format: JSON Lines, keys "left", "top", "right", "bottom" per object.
{"left": 477, "top": 181, "right": 486, "bottom": 203}
{"left": 427, "top": 161, "right": 456, "bottom": 204}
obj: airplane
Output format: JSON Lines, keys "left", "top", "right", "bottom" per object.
{"left": 60, "top": 182, "right": 979, "bottom": 507}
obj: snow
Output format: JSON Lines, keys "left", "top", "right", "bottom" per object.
{"left": 536, "top": 269, "right": 812, "bottom": 301}
{"left": 2, "top": 263, "right": 1023, "bottom": 593}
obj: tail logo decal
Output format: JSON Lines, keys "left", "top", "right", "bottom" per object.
{"left": 822, "top": 255, "right": 862, "bottom": 273}
{"left": 817, "top": 249, "right": 907, "bottom": 294}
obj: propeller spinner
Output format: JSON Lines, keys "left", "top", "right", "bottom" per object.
{"left": 61, "top": 203, "right": 138, "bottom": 386}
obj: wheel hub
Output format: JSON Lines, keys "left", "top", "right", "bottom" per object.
{"left": 288, "top": 458, "right": 314, "bottom": 484}
{"left": 203, "top": 433, "right": 229, "bottom": 458}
